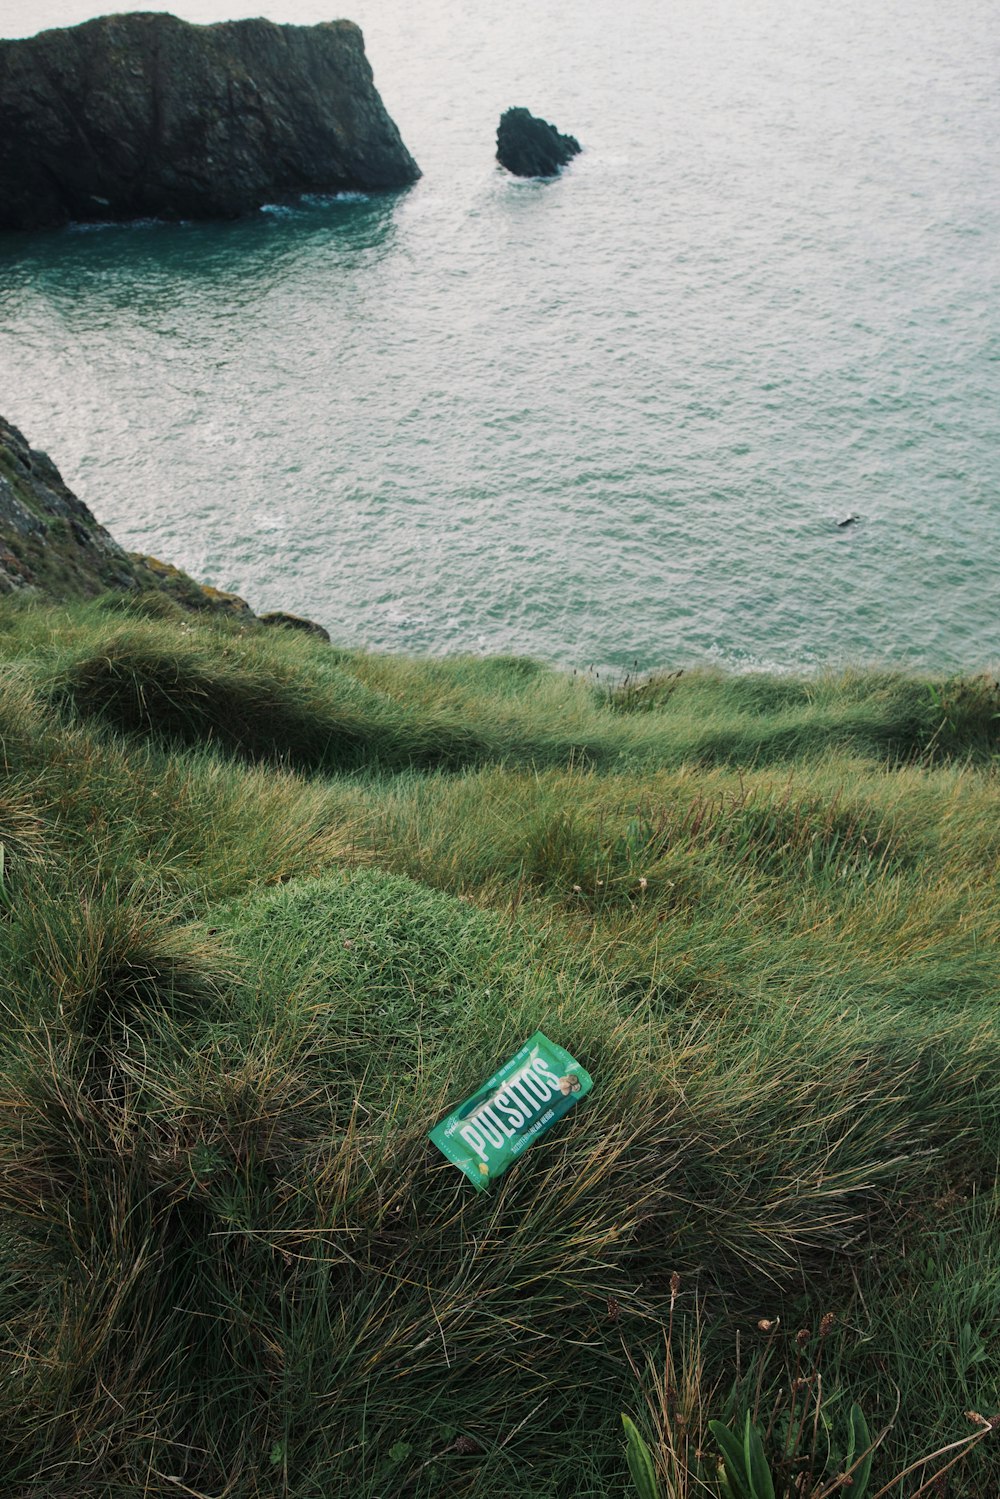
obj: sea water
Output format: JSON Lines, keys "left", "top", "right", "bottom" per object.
{"left": 0, "top": 0, "right": 997, "bottom": 672}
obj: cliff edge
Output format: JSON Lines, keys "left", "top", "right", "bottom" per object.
{"left": 1, "top": 415, "right": 151, "bottom": 599}
{"left": 0, "top": 414, "right": 258, "bottom": 617}
{"left": 0, "top": 12, "right": 420, "bottom": 229}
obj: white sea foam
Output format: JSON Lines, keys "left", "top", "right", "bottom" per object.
{"left": 261, "top": 191, "right": 370, "bottom": 217}
{"left": 301, "top": 192, "right": 371, "bottom": 206}
{"left": 68, "top": 216, "right": 185, "bottom": 231}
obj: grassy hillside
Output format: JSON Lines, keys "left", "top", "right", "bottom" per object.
{"left": 0, "top": 593, "right": 998, "bottom": 1498}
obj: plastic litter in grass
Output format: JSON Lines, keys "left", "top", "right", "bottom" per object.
{"left": 430, "top": 1030, "right": 593, "bottom": 1189}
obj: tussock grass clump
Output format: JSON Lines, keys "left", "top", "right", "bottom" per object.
{"left": 0, "top": 668, "right": 47, "bottom": 772}
{"left": 55, "top": 628, "right": 394, "bottom": 770}
{"left": 8, "top": 596, "right": 998, "bottom": 776}
{"left": 0, "top": 784, "right": 49, "bottom": 880}
{"left": 6, "top": 885, "right": 235, "bottom": 1031}
{"left": 0, "top": 597, "right": 998, "bottom": 1496}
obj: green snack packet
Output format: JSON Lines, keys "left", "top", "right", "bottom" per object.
{"left": 429, "top": 1030, "right": 593, "bottom": 1189}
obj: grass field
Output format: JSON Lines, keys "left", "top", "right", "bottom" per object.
{"left": 0, "top": 594, "right": 997, "bottom": 1497}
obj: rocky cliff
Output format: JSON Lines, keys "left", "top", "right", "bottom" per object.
{"left": 0, "top": 12, "right": 420, "bottom": 229}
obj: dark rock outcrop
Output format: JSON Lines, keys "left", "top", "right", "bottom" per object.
{"left": 0, "top": 12, "right": 420, "bottom": 229}
{"left": 496, "top": 107, "right": 581, "bottom": 178}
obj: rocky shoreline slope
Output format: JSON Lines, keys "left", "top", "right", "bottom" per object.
{"left": 0, "top": 414, "right": 328, "bottom": 637}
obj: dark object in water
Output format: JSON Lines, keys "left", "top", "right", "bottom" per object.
{"left": 836, "top": 514, "right": 860, "bottom": 528}
{"left": 496, "top": 106, "right": 582, "bottom": 178}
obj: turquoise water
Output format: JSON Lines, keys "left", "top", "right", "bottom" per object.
{"left": 0, "top": 0, "right": 997, "bottom": 672}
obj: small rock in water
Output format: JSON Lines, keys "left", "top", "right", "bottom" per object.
{"left": 496, "top": 106, "right": 581, "bottom": 178}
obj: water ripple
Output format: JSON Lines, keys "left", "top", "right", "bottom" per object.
{"left": 0, "top": 0, "right": 997, "bottom": 672}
